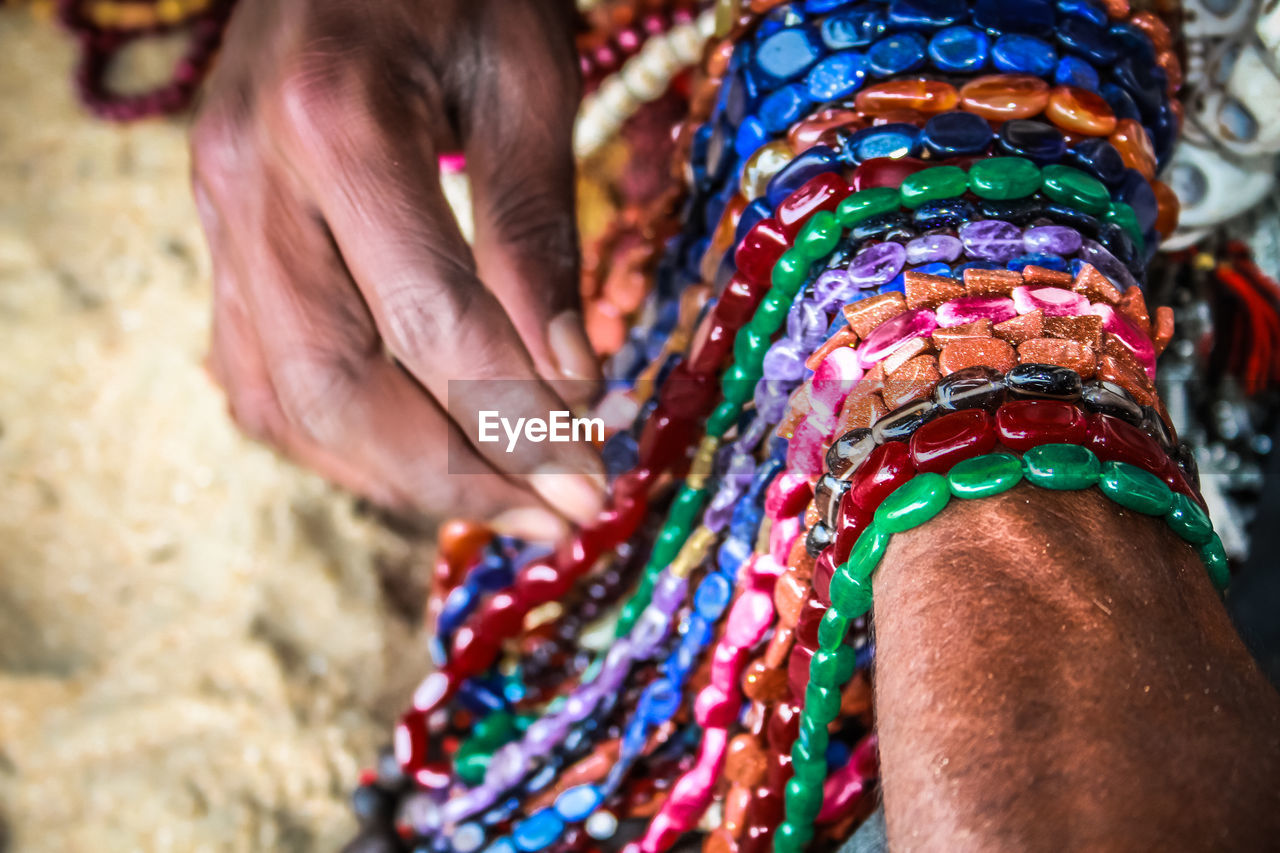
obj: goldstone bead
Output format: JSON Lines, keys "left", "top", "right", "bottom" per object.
{"left": 844, "top": 524, "right": 890, "bottom": 582}
{"left": 967, "top": 157, "right": 1041, "bottom": 200}
{"left": 829, "top": 567, "right": 873, "bottom": 618}
{"left": 1098, "top": 461, "right": 1173, "bottom": 515}
{"left": 874, "top": 472, "right": 950, "bottom": 533}
{"left": 836, "top": 186, "right": 901, "bottom": 226}
{"left": 817, "top": 608, "right": 851, "bottom": 650}
{"left": 1165, "top": 492, "right": 1213, "bottom": 546}
{"left": 1199, "top": 533, "right": 1229, "bottom": 591}
{"left": 899, "top": 165, "right": 969, "bottom": 209}
{"left": 947, "top": 452, "right": 1023, "bottom": 498}
{"left": 1022, "top": 443, "right": 1101, "bottom": 489}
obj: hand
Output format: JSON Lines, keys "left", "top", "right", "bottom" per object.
{"left": 192, "top": 0, "right": 605, "bottom": 536}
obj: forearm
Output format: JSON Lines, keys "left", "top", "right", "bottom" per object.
{"left": 873, "top": 484, "right": 1280, "bottom": 851}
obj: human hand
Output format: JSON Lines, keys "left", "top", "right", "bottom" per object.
{"left": 191, "top": 0, "right": 605, "bottom": 536}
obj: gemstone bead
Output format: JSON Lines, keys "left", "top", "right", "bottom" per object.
{"left": 959, "top": 74, "right": 1050, "bottom": 120}
{"left": 821, "top": 8, "right": 887, "bottom": 50}
{"left": 959, "top": 219, "right": 1024, "bottom": 262}
{"left": 874, "top": 472, "right": 950, "bottom": 533}
{"left": 761, "top": 83, "right": 813, "bottom": 134}
{"left": 1165, "top": 492, "right": 1212, "bottom": 546}
{"left": 866, "top": 32, "right": 928, "bottom": 77}
{"left": 828, "top": 428, "right": 876, "bottom": 478}
{"left": 798, "top": 210, "right": 841, "bottom": 259}
{"left": 779, "top": 172, "right": 851, "bottom": 239}
{"left": 855, "top": 79, "right": 959, "bottom": 115}
{"left": 933, "top": 365, "right": 1005, "bottom": 411}
{"left": 908, "top": 409, "right": 998, "bottom": 474}
{"left": 1005, "top": 363, "right": 1083, "bottom": 400}
{"left": 817, "top": 607, "right": 851, "bottom": 650}
{"left": 1200, "top": 534, "right": 1229, "bottom": 591}
{"left": 947, "top": 452, "right": 1023, "bottom": 498}
{"left": 992, "top": 33, "right": 1057, "bottom": 77}
{"left": 845, "top": 123, "right": 922, "bottom": 163}
{"left": 1084, "top": 413, "right": 1174, "bottom": 484}
{"left": 997, "top": 119, "right": 1067, "bottom": 164}
{"left": 829, "top": 567, "right": 874, "bottom": 617}
{"left": 871, "top": 399, "right": 935, "bottom": 443}
{"left": 1054, "top": 55, "right": 1100, "bottom": 90}
{"left": 513, "top": 809, "right": 567, "bottom": 852}
{"left": 906, "top": 234, "right": 964, "bottom": 265}
{"left": 936, "top": 295, "right": 1017, "bottom": 327}
{"left": 836, "top": 186, "right": 900, "bottom": 227}
{"left": 1046, "top": 86, "right": 1117, "bottom": 136}
{"left": 1012, "top": 285, "right": 1089, "bottom": 316}
{"left": 1065, "top": 137, "right": 1126, "bottom": 187}
{"left": 852, "top": 156, "right": 929, "bottom": 191}
{"left": 899, "top": 165, "right": 969, "bottom": 208}
{"left": 849, "top": 241, "right": 908, "bottom": 289}
{"left": 741, "top": 141, "right": 794, "bottom": 202}
{"left": 805, "top": 50, "right": 869, "bottom": 101}
{"left": 967, "top": 157, "right": 1042, "bottom": 200}
{"left": 848, "top": 441, "right": 917, "bottom": 511}
{"left": 755, "top": 26, "right": 823, "bottom": 83}
{"left": 1098, "top": 460, "right": 1172, "bottom": 515}
{"left": 1023, "top": 224, "right": 1083, "bottom": 255}
{"left": 856, "top": 307, "right": 937, "bottom": 366}
{"left": 974, "top": 0, "right": 1054, "bottom": 33}
{"left": 735, "top": 217, "right": 789, "bottom": 287}
{"left": 920, "top": 111, "right": 993, "bottom": 158}
{"left": 1056, "top": 14, "right": 1117, "bottom": 64}
{"left": 995, "top": 399, "right": 1088, "bottom": 449}
{"left": 1021, "top": 443, "right": 1101, "bottom": 489}
{"left": 913, "top": 198, "right": 977, "bottom": 230}
{"left": 843, "top": 523, "right": 889, "bottom": 582}
{"left": 1040, "top": 164, "right": 1110, "bottom": 214}
{"left": 928, "top": 25, "right": 990, "bottom": 72}
{"left": 888, "top": 0, "right": 967, "bottom": 29}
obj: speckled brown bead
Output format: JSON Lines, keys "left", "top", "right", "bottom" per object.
{"left": 725, "top": 734, "right": 769, "bottom": 787}
{"left": 962, "top": 267, "right": 1022, "bottom": 296}
{"left": 1020, "top": 265, "right": 1074, "bottom": 288}
{"left": 837, "top": 391, "right": 889, "bottom": 432}
{"left": 882, "top": 354, "right": 941, "bottom": 407}
{"left": 843, "top": 292, "right": 907, "bottom": 337}
{"left": 1043, "top": 313, "right": 1104, "bottom": 349}
{"left": 805, "top": 326, "right": 858, "bottom": 370}
{"left": 993, "top": 309, "right": 1044, "bottom": 345}
{"left": 904, "top": 271, "right": 966, "bottom": 310}
{"left": 938, "top": 337, "right": 1017, "bottom": 374}
{"left": 1098, "top": 353, "right": 1156, "bottom": 405}
{"left": 1017, "top": 338, "right": 1098, "bottom": 378}
{"left": 1152, "top": 306, "right": 1174, "bottom": 355}
{"left": 932, "top": 319, "right": 993, "bottom": 347}
{"left": 881, "top": 335, "right": 933, "bottom": 374}
{"left": 1071, "top": 262, "right": 1122, "bottom": 304}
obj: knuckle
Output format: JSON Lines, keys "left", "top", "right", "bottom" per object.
{"left": 271, "top": 349, "right": 362, "bottom": 445}
{"left": 378, "top": 265, "right": 477, "bottom": 367}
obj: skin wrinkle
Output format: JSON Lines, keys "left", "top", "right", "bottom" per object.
{"left": 873, "top": 486, "right": 1280, "bottom": 851}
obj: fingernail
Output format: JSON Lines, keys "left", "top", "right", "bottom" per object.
{"left": 548, "top": 311, "right": 602, "bottom": 382}
{"left": 529, "top": 465, "right": 605, "bottom": 526}
{"left": 491, "top": 507, "right": 569, "bottom": 542}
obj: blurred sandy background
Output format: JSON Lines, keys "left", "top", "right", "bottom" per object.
{"left": 0, "top": 8, "right": 437, "bottom": 850}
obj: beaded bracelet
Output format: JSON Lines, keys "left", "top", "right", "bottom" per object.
{"left": 776, "top": 445, "right": 1226, "bottom": 850}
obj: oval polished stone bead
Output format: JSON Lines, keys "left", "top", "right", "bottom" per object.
{"left": 1005, "top": 363, "right": 1084, "bottom": 400}
{"left": 871, "top": 398, "right": 935, "bottom": 443}
{"left": 995, "top": 399, "right": 1088, "bottom": 450}
{"left": 836, "top": 186, "right": 900, "bottom": 227}
{"left": 933, "top": 365, "right": 1005, "bottom": 411}
{"left": 1023, "top": 224, "right": 1083, "bottom": 255}
{"left": 967, "top": 156, "right": 1042, "bottom": 200}
{"left": 855, "top": 79, "right": 959, "bottom": 116}
{"left": 874, "top": 472, "right": 949, "bottom": 533}
{"left": 899, "top": 165, "right": 969, "bottom": 208}
{"left": 928, "top": 25, "right": 990, "bottom": 72}
{"left": 913, "top": 198, "right": 977, "bottom": 230}
{"left": 1084, "top": 413, "right": 1174, "bottom": 486}
{"left": 1056, "top": 14, "right": 1117, "bottom": 64}
{"left": 947, "top": 451, "right": 1023, "bottom": 498}
{"left": 735, "top": 217, "right": 790, "bottom": 287}
{"left": 1080, "top": 380, "right": 1143, "bottom": 423}
{"left": 1041, "top": 164, "right": 1110, "bottom": 214}
{"left": 789, "top": 107, "right": 864, "bottom": 152}
{"left": 997, "top": 120, "right": 1066, "bottom": 164}
{"left": 741, "top": 141, "right": 794, "bottom": 202}
{"left": 920, "top": 111, "right": 993, "bottom": 158}
{"left": 817, "top": 606, "right": 851, "bottom": 650}
{"left": 805, "top": 50, "right": 869, "bottom": 101}
{"left": 1098, "top": 460, "right": 1173, "bottom": 515}
{"left": 821, "top": 7, "right": 888, "bottom": 50}
{"left": 992, "top": 33, "right": 1057, "bottom": 77}
{"left": 832, "top": 493, "right": 874, "bottom": 563}
{"left": 805, "top": 521, "right": 836, "bottom": 557}
{"left": 828, "top": 567, "right": 873, "bottom": 618}
{"left": 810, "top": 644, "right": 856, "bottom": 687}
{"left": 779, "top": 171, "right": 852, "bottom": 239}
{"left": 852, "top": 156, "right": 930, "bottom": 191}
{"left": 843, "top": 522, "right": 890, "bottom": 583}
{"left": 959, "top": 74, "right": 1050, "bottom": 120}
{"left": 1054, "top": 55, "right": 1100, "bottom": 90}
{"left": 1200, "top": 534, "right": 1229, "bottom": 592}
{"left": 797, "top": 210, "right": 842, "bottom": 260}
{"left": 1045, "top": 86, "right": 1117, "bottom": 136}
{"left": 848, "top": 441, "right": 917, "bottom": 511}
{"left": 959, "top": 219, "right": 1024, "bottom": 262}
{"left": 1064, "top": 137, "right": 1126, "bottom": 187}
{"left": 1165, "top": 492, "right": 1213, "bottom": 546}
{"left": 755, "top": 26, "right": 824, "bottom": 83}
{"left": 849, "top": 241, "right": 908, "bottom": 289}
{"left": 866, "top": 32, "right": 928, "bottom": 77}
{"left": 908, "top": 409, "right": 998, "bottom": 473}
{"left": 906, "top": 233, "right": 963, "bottom": 264}
{"left": 767, "top": 145, "right": 840, "bottom": 209}
{"left": 760, "top": 83, "right": 814, "bottom": 134}
{"left": 1022, "top": 442, "right": 1101, "bottom": 489}
{"left": 828, "top": 427, "right": 876, "bottom": 478}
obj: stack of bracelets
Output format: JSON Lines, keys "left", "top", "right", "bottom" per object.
{"left": 337, "top": 1, "right": 1242, "bottom": 853}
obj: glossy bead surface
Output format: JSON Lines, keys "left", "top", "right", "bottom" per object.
{"left": 1021, "top": 442, "right": 1101, "bottom": 489}
{"left": 836, "top": 186, "right": 900, "bottom": 227}
{"left": 755, "top": 26, "right": 823, "bottom": 83}
{"left": 828, "top": 567, "right": 873, "bottom": 618}
{"left": 735, "top": 217, "right": 789, "bottom": 287}
{"left": 805, "top": 50, "right": 869, "bottom": 101}
{"left": 947, "top": 452, "right": 1023, "bottom": 498}
{"left": 848, "top": 441, "right": 916, "bottom": 511}
{"left": 855, "top": 79, "right": 959, "bottom": 115}
{"left": 928, "top": 25, "right": 990, "bottom": 72}
{"left": 1005, "top": 363, "right": 1083, "bottom": 400}
{"left": 866, "top": 32, "right": 928, "bottom": 76}
{"left": 1165, "top": 492, "right": 1213, "bottom": 546}
{"left": 899, "top": 165, "right": 969, "bottom": 209}
{"left": 871, "top": 399, "right": 935, "bottom": 443}
{"left": 920, "top": 111, "right": 993, "bottom": 158}
{"left": 1199, "top": 534, "right": 1229, "bottom": 591}
{"left": 991, "top": 33, "right": 1057, "bottom": 77}
{"left": 934, "top": 365, "right": 1005, "bottom": 411}
{"left": 959, "top": 219, "right": 1024, "bottom": 262}
{"left": 909, "top": 409, "right": 998, "bottom": 474}
{"left": 1046, "top": 86, "right": 1117, "bottom": 136}
{"left": 995, "top": 399, "right": 1088, "bottom": 449}
{"left": 959, "top": 75, "right": 1050, "bottom": 120}
{"left": 779, "top": 172, "right": 851, "bottom": 239}
{"left": 997, "top": 119, "right": 1066, "bottom": 164}
{"left": 874, "top": 472, "right": 950, "bottom": 533}
{"left": 1040, "top": 164, "right": 1110, "bottom": 214}
{"left": 967, "top": 157, "right": 1042, "bottom": 200}
{"left": 1098, "top": 460, "right": 1172, "bottom": 515}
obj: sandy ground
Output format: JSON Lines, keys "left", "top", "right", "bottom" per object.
{"left": 0, "top": 10, "right": 436, "bottom": 850}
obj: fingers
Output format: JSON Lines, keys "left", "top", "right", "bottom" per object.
{"left": 463, "top": 1, "right": 602, "bottom": 404}
{"left": 277, "top": 71, "right": 605, "bottom": 523}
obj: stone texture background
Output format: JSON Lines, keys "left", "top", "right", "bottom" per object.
{"left": 0, "top": 9, "right": 435, "bottom": 850}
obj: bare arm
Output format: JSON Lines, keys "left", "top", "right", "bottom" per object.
{"left": 873, "top": 484, "right": 1280, "bottom": 852}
